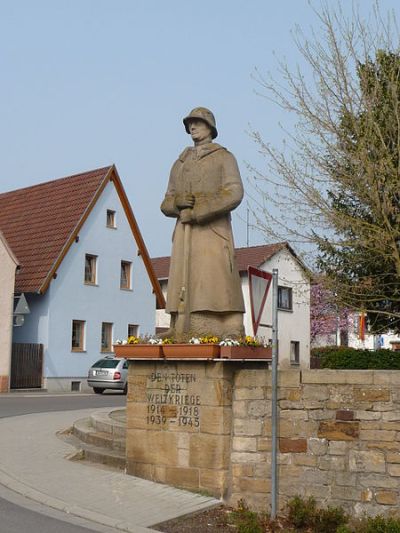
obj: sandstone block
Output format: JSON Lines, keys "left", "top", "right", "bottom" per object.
{"left": 388, "top": 464, "right": 400, "bottom": 476}
{"left": 367, "top": 441, "right": 400, "bottom": 452}
{"left": 301, "top": 469, "right": 333, "bottom": 485}
{"left": 248, "top": 399, "right": 271, "bottom": 417}
{"left": 328, "top": 441, "right": 348, "bottom": 455}
{"left": 387, "top": 452, "right": 400, "bottom": 463}
{"left": 205, "top": 362, "right": 234, "bottom": 379}
{"left": 336, "top": 409, "right": 354, "bottom": 421}
{"left": 293, "top": 454, "right": 318, "bottom": 467}
{"left": 278, "top": 419, "right": 318, "bottom": 438}
{"left": 360, "top": 430, "right": 396, "bottom": 442}
{"left": 335, "top": 472, "right": 357, "bottom": 486}
{"left": 308, "top": 437, "right": 328, "bottom": 455}
{"left": 382, "top": 411, "right": 400, "bottom": 422}
{"left": 231, "top": 452, "right": 266, "bottom": 464}
{"left": 189, "top": 434, "right": 230, "bottom": 469}
{"left": 354, "top": 410, "right": 381, "bottom": 420}
{"left": 309, "top": 409, "right": 336, "bottom": 421}
{"left": 359, "top": 473, "right": 398, "bottom": 489}
{"left": 178, "top": 448, "right": 189, "bottom": 467}
{"left": 234, "top": 477, "right": 271, "bottom": 494}
{"left": 361, "top": 489, "right": 373, "bottom": 502}
{"left": 234, "top": 387, "right": 265, "bottom": 400}
{"left": 234, "top": 418, "right": 263, "bottom": 436}
{"left": 126, "top": 428, "right": 179, "bottom": 465}
{"left": 257, "top": 437, "right": 272, "bottom": 452}
{"left": 200, "top": 406, "right": 232, "bottom": 435}
{"left": 331, "top": 485, "right": 361, "bottom": 501}
{"left": 303, "top": 384, "right": 330, "bottom": 401}
{"left": 302, "top": 370, "right": 373, "bottom": 385}
{"left": 200, "top": 468, "right": 228, "bottom": 497}
{"left": 373, "top": 371, "right": 400, "bottom": 386}
{"left": 232, "top": 436, "right": 257, "bottom": 452}
{"left": 381, "top": 422, "right": 400, "bottom": 432}
{"left": 318, "top": 420, "right": 359, "bottom": 441}
{"left": 285, "top": 388, "right": 302, "bottom": 401}
{"left": 279, "top": 438, "right": 307, "bottom": 453}
{"left": 127, "top": 461, "right": 154, "bottom": 479}
{"left": 235, "top": 370, "right": 268, "bottom": 388}
{"left": 349, "top": 450, "right": 385, "bottom": 473}
{"left": 278, "top": 370, "right": 301, "bottom": 387}
{"left": 354, "top": 388, "right": 390, "bottom": 402}
{"left": 164, "top": 466, "right": 199, "bottom": 490}
{"left": 233, "top": 400, "right": 248, "bottom": 418}
{"left": 375, "top": 491, "right": 398, "bottom": 505}
{"left": 200, "top": 379, "right": 232, "bottom": 406}
{"left": 279, "top": 409, "right": 308, "bottom": 420}
{"left": 319, "top": 455, "right": 346, "bottom": 471}
{"left": 232, "top": 463, "right": 254, "bottom": 477}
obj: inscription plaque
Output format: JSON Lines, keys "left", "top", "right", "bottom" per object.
{"left": 146, "top": 372, "right": 200, "bottom": 429}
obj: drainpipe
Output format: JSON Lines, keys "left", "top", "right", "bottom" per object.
{"left": 271, "top": 268, "right": 279, "bottom": 519}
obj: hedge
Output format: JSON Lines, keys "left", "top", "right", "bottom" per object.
{"left": 310, "top": 345, "right": 400, "bottom": 369}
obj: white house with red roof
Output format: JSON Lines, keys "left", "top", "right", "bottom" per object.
{"left": 152, "top": 243, "right": 311, "bottom": 368}
{"left": 0, "top": 166, "right": 164, "bottom": 392}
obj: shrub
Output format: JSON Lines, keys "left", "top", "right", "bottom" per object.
{"left": 354, "top": 515, "right": 400, "bottom": 532}
{"left": 287, "top": 495, "right": 317, "bottom": 528}
{"left": 310, "top": 346, "right": 400, "bottom": 369}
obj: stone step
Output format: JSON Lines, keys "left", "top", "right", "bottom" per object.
{"left": 60, "top": 410, "right": 127, "bottom": 471}
{"left": 89, "top": 409, "right": 126, "bottom": 439}
{"left": 72, "top": 416, "right": 126, "bottom": 452}
{"left": 64, "top": 432, "right": 126, "bottom": 471}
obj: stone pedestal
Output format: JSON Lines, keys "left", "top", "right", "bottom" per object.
{"left": 126, "top": 360, "right": 235, "bottom": 498}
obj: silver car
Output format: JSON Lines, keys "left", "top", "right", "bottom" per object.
{"left": 87, "top": 356, "right": 128, "bottom": 394}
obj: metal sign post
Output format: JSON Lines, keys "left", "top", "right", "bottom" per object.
{"left": 271, "top": 268, "right": 279, "bottom": 519}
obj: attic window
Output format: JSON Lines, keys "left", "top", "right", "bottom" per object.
{"left": 107, "top": 210, "right": 116, "bottom": 228}
{"left": 120, "top": 261, "right": 132, "bottom": 290}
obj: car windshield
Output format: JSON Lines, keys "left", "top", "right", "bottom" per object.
{"left": 92, "top": 359, "right": 119, "bottom": 368}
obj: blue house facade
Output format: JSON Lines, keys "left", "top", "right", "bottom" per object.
{"left": 1, "top": 166, "right": 164, "bottom": 392}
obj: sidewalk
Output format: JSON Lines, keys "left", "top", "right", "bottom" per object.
{"left": 0, "top": 408, "right": 219, "bottom": 533}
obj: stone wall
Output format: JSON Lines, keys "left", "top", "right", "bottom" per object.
{"left": 232, "top": 369, "right": 400, "bottom": 515}
{"left": 126, "top": 362, "right": 400, "bottom": 516}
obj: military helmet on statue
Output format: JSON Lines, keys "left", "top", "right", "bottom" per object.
{"left": 183, "top": 107, "right": 218, "bottom": 139}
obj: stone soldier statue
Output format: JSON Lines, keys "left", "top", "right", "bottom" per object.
{"left": 161, "top": 107, "right": 245, "bottom": 339}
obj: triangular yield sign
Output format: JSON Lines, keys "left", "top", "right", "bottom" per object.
{"left": 248, "top": 266, "right": 272, "bottom": 336}
{"left": 14, "top": 293, "right": 30, "bottom": 315}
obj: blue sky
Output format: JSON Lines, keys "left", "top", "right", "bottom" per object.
{"left": 1, "top": 1, "right": 398, "bottom": 257}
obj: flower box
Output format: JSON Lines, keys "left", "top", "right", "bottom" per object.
{"left": 113, "top": 344, "right": 163, "bottom": 359}
{"left": 220, "top": 345, "right": 272, "bottom": 360}
{"left": 163, "top": 343, "right": 220, "bottom": 359}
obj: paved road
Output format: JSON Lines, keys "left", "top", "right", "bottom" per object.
{"left": 0, "top": 392, "right": 126, "bottom": 533}
{"left": 0, "top": 390, "right": 126, "bottom": 418}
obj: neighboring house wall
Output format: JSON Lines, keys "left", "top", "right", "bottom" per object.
{"left": 242, "top": 248, "right": 310, "bottom": 368}
{"left": 0, "top": 236, "right": 18, "bottom": 392}
{"left": 156, "top": 248, "right": 310, "bottom": 368}
{"left": 13, "top": 181, "right": 155, "bottom": 392}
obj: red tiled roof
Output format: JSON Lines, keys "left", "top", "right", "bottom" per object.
{"left": 151, "top": 242, "right": 289, "bottom": 280}
{"left": 0, "top": 166, "right": 112, "bottom": 293}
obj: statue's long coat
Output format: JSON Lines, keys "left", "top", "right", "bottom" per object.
{"left": 161, "top": 142, "right": 245, "bottom": 314}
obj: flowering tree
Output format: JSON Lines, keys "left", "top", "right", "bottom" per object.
{"left": 310, "top": 283, "right": 350, "bottom": 345}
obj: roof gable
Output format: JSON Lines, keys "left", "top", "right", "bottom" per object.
{"left": 0, "top": 166, "right": 165, "bottom": 308}
{"left": 151, "top": 242, "right": 304, "bottom": 280}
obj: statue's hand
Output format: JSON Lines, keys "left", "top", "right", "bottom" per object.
{"left": 180, "top": 208, "right": 195, "bottom": 224}
{"left": 176, "top": 193, "right": 195, "bottom": 209}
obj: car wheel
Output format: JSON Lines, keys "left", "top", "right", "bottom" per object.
{"left": 93, "top": 387, "right": 104, "bottom": 394}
